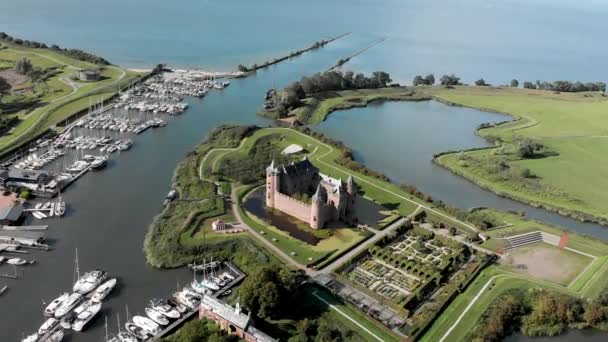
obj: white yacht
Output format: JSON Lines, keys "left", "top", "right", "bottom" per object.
{"left": 54, "top": 293, "right": 83, "bottom": 318}
{"left": 43, "top": 328, "right": 64, "bottom": 342}
{"left": 90, "top": 156, "right": 108, "bottom": 170}
{"left": 73, "top": 269, "right": 107, "bottom": 294}
{"left": 54, "top": 200, "right": 65, "bottom": 217}
{"left": 149, "top": 299, "right": 180, "bottom": 319}
{"left": 44, "top": 328, "right": 64, "bottom": 342}
{"left": 21, "top": 333, "right": 38, "bottom": 342}
{"left": 91, "top": 278, "right": 117, "bottom": 302}
{"left": 72, "top": 302, "right": 102, "bottom": 332}
{"left": 124, "top": 322, "right": 151, "bottom": 341}
{"left": 44, "top": 293, "right": 69, "bottom": 317}
{"left": 132, "top": 315, "right": 161, "bottom": 334}
{"left": 7, "top": 258, "right": 27, "bottom": 266}
{"left": 117, "top": 331, "right": 138, "bottom": 342}
{"left": 38, "top": 317, "right": 59, "bottom": 335}
{"left": 145, "top": 307, "right": 169, "bottom": 326}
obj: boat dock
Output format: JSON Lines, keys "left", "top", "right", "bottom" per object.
{"left": 151, "top": 261, "right": 246, "bottom": 340}
{"left": 1, "top": 225, "right": 48, "bottom": 231}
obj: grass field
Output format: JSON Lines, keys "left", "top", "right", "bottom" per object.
{"left": 0, "top": 41, "right": 143, "bottom": 155}
{"left": 429, "top": 85, "right": 608, "bottom": 225}
{"left": 422, "top": 208, "right": 608, "bottom": 342}
{"left": 501, "top": 242, "right": 592, "bottom": 286}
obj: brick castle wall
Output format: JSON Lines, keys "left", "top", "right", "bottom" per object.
{"left": 273, "top": 191, "right": 312, "bottom": 223}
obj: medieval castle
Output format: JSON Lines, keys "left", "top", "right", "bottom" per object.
{"left": 265, "top": 157, "right": 358, "bottom": 229}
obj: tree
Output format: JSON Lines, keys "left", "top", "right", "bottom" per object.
{"left": 517, "top": 139, "right": 543, "bottom": 159}
{"left": 475, "top": 78, "right": 489, "bottom": 86}
{"left": 523, "top": 81, "right": 535, "bottom": 89}
{"left": 237, "top": 64, "right": 249, "bottom": 72}
{"left": 424, "top": 74, "right": 435, "bottom": 85}
{"left": 440, "top": 74, "right": 461, "bottom": 86}
{"left": 0, "top": 76, "right": 10, "bottom": 95}
{"left": 510, "top": 79, "right": 519, "bottom": 87}
{"left": 449, "top": 227, "right": 457, "bottom": 236}
{"left": 15, "top": 57, "right": 32, "bottom": 75}
{"left": 412, "top": 75, "right": 425, "bottom": 86}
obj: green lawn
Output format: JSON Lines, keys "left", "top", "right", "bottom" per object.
{"left": 430, "top": 85, "right": 608, "bottom": 224}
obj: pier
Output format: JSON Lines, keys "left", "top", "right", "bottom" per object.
{"left": 152, "top": 261, "right": 246, "bottom": 340}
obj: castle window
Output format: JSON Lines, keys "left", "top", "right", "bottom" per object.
{"left": 313, "top": 216, "right": 317, "bottom": 221}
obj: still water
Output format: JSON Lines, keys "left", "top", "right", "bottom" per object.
{"left": 1, "top": 0, "right": 608, "bottom": 341}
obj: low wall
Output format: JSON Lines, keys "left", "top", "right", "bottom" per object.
{"left": 273, "top": 192, "right": 311, "bottom": 223}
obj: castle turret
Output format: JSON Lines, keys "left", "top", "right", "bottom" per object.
{"left": 345, "top": 175, "right": 358, "bottom": 225}
{"left": 310, "top": 184, "right": 325, "bottom": 229}
{"left": 266, "top": 160, "right": 280, "bottom": 208}
{"left": 346, "top": 175, "right": 356, "bottom": 195}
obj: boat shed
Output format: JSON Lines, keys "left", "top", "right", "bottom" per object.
{"left": 0, "top": 169, "right": 53, "bottom": 187}
{"left": 0, "top": 204, "right": 24, "bottom": 225}
{"left": 0, "top": 230, "right": 45, "bottom": 246}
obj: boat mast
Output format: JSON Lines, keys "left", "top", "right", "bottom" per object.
{"left": 74, "top": 248, "right": 80, "bottom": 285}
{"left": 105, "top": 315, "right": 108, "bottom": 342}
{"left": 117, "top": 312, "right": 121, "bottom": 333}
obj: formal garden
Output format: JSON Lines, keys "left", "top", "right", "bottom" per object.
{"left": 337, "top": 221, "right": 492, "bottom": 339}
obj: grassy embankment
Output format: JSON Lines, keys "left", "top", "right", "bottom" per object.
{"left": 422, "top": 209, "right": 608, "bottom": 342}
{"left": 144, "top": 126, "right": 283, "bottom": 271}
{"left": 428, "top": 86, "right": 608, "bottom": 226}
{"left": 261, "top": 86, "right": 429, "bottom": 125}
{"left": 0, "top": 41, "right": 143, "bottom": 156}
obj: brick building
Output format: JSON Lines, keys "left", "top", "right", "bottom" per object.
{"left": 198, "top": 296, "right": 276, "bottom": 342}
{"left": 265, "top": 157, "right": 358, "bottom": 229}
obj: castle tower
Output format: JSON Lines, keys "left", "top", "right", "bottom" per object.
{"left": 310, "top": 184, "right": 325, "bottom": 229}
{"left": 345, "top": 175, "right": 358, "bottom": 224}
{"left": 266, "top": 160, "right": 280, "bottom": 208}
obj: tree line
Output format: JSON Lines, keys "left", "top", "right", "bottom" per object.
{"left": 0, "top": 32, "right": 110, "bottom": 65}
{"left": 471, "top": 288, "right": 608, "bottom": 341}
{"left": 522, "top": 79, "right": 606, "bottom": 92}
{"left": 411, "top": 72, "right": 606, "bottom": 93}
{"left": 270, "top": 70, "right": 392, "bottom": 115}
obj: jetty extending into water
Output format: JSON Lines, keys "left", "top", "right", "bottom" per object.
{"left": 238, "top": 32, "right": 351, "bottom": 74}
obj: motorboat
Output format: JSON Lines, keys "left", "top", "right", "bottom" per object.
{"left": 72, "top": 302, "right": 102, "bottom": 331}
{"left": 73, "top": 269, "right": 107, "bottom": 294}
{"left": 124, "top": 322, "right": 151, "bottom": 341}
{"left": 59, "top": 312, "right": 76, "bottom": 329}
{"left": 73, "top": 300, "right": 94, "bottom": 315}
{"left": 54, "top": 293, "right": 83, "bottom": 318}
{"left": 132, "top": 315, "right": 161, "bottom": 334}
{"left": 117, "top": 331, "right": 138, "bottom": 342}
{"left": 44, "top": 293, "right": 69, "bottom": 317}
{"left": 38, "top": 317, "right": 59, "bottom": 335}
{"left": 7, "top": 258, "right": 27, "bottom": 266}
{"left": 167, "top": 298, "right": 188, "bottom": 314}
{"left": 190, "top": 280, "right": 211, "bottom": 295}
{"left": 172, "top": 290, "right": 199, "bottom": 309}
{"left": 145, "top": 307, "right": 169, "bottom": 326}
{"left": 91, "top": 278, "right": 117, "bottom": 302}
{"left": 90, "top": 156, "right": 108, "bottom": 170}
{"left": 149, "top": 299, "right": 180, "bottom": 319}
{"left": 45, "top": 328, "right": 64, "bottom": 342}
{"left": 54, "top": 201, "right": 65, "bottom": 217}
{"left": 21, "top": 333, "right": 38, "bottom": 342}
